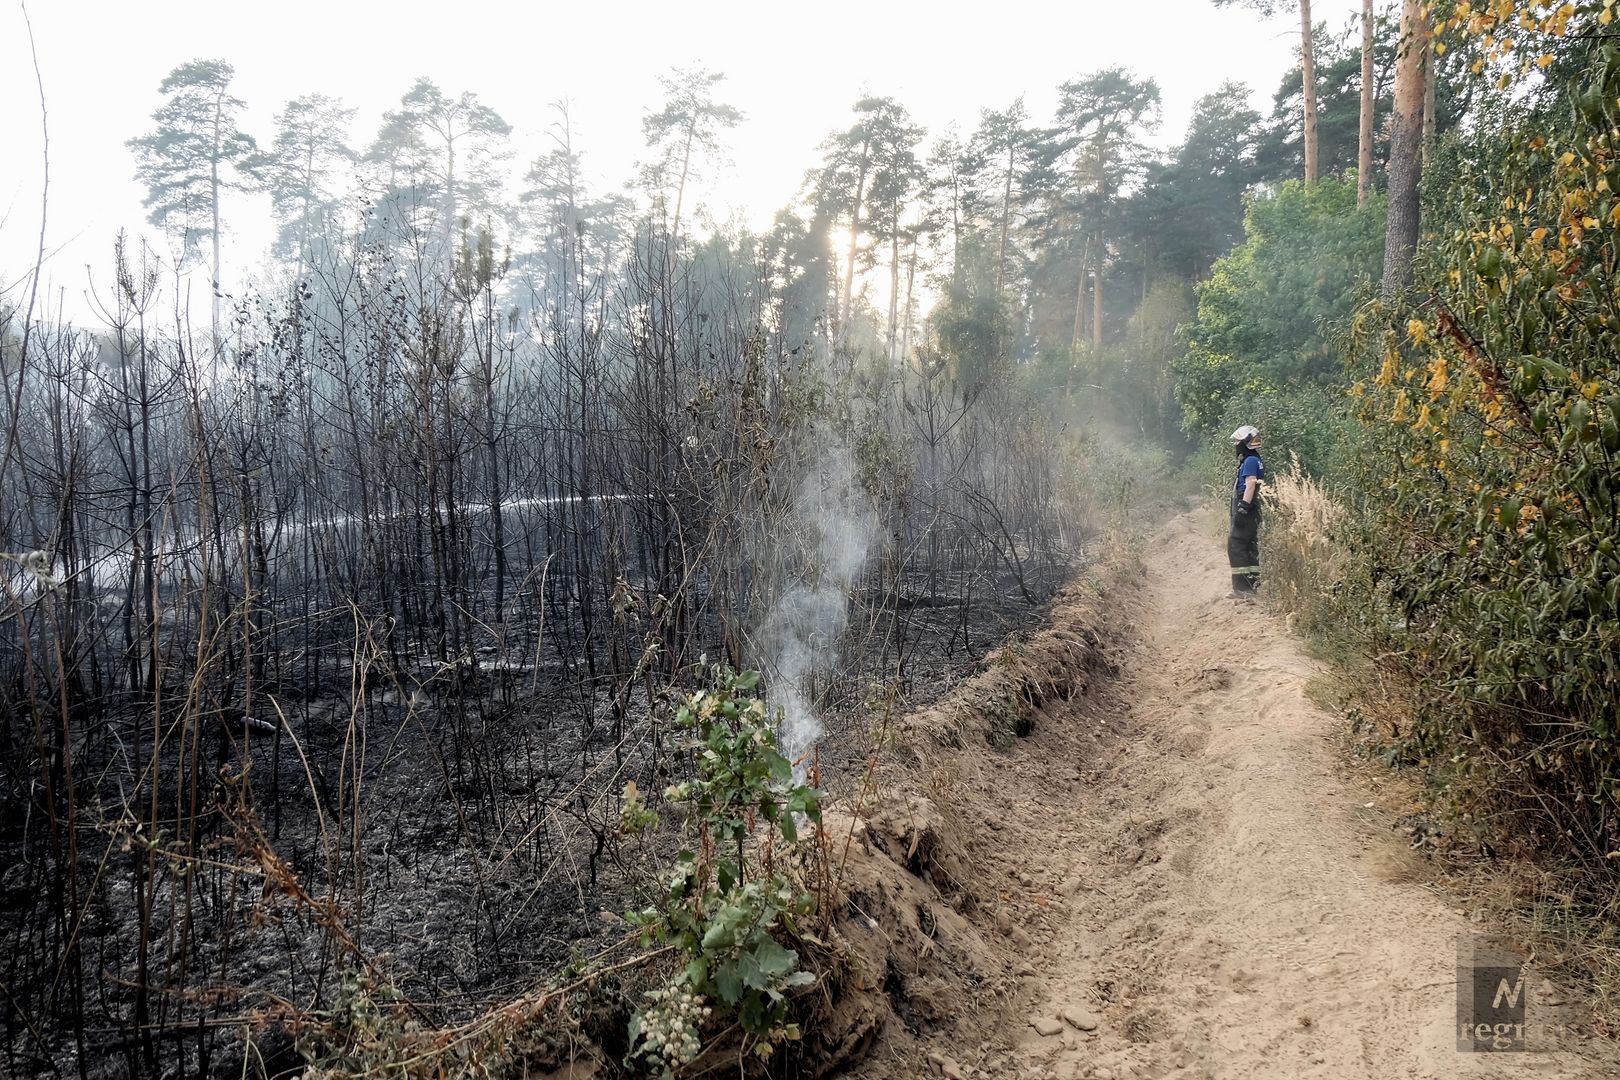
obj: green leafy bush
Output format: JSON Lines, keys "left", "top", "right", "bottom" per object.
{"left": 1173, "top": 178, "right": 1384, "bottom": 438}
{"left": 626, "top": 667, "right": 824, "bottom": 1076}
{"left": 1347, "top": 37, "right": 1620, "bottom": 858}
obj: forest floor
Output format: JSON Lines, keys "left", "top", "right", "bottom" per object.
{"left": 849, "top": 509, "right": 1620, "bottom": 1080}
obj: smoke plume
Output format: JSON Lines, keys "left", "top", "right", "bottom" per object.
{"left": 758, "top": 435, "right": 875, "bottom": 766}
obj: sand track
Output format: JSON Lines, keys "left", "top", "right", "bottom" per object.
{"left": 922, "top": 513, "right": 1619, "bottom": 1080}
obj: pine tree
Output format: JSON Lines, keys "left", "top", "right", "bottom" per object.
{"left": 126, "top": 59, "right": 259, "bottom": 343}
{"left": 518, "top": 103, "right": 632, "bottom": 316}
{"left": 966, "top": 98, "right": 1046, "bottom": 305}
{"left": 1382, "top": 0, "right": 1429, "bottom": 295}
{"left": 364, "top": 78, "right": 511, "bottom": 255}
{"left": 1138, "top": 82, "right": 1262, "bottom": 280}
{"left": 923, "top": 131, "right": 970, "bottom": 282}
{"left": 1055, "top": 68, "right": 1160, "bottom": 348}
{"left": 256, "top": 94, "right": 355, "bottom": 270}
{"left": 864, "top": 106, "right": 926, "bottom": 362}
{"left": 809, "top": 96, "right": 924, "bottom": 342}
{"left": 640, "top": 68, "right": 743, "bottom": 257}
{"left": 1213, "top": 0, "right": 1321, "bottom": 183}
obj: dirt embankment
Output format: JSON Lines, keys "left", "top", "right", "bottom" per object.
{"left": 819, "top": 512, "right": 1620, "bottom": 1080}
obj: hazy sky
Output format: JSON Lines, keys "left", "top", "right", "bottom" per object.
{"left": 0, "top": 0, "right": 1365, "bottom": 323}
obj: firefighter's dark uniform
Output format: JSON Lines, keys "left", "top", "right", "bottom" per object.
{"left": 1227, "top": 447, "right": 1263, "bottom": 594}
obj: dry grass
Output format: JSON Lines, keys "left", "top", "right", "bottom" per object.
{"left": 1259, "top": 454, "right": 1343, "bottom": 630}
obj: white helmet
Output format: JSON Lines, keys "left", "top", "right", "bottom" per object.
{"left": 1230, "top": 425, "right": 1260, "bottom": 445}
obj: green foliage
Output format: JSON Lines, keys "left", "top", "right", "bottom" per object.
{"left": 922, "top": 234, "right": 1016, "bottom": 385}
{"left": 1173, "top": 177, "right": 1384, "bottom": 437}
{"left": 1135, "top": 81, "right": 1263, "bottom": 280}
{"left": 620, "top": 779, "right": 659, "bottom": 835}
{"left": 1206, "top": 382, "right": 1360, "bottom": 487}
{"left": 1055, "top": 68, "right": 1163, "bottom": 189}
{"left": 626, "top": 666, "right": 822, "bottom": 1075}
{"left": 294, "top": 969, "right": 430, "bottom": 1076}
{"left": 1116, "top": 280, "right": 1194, "bottom": 445}
{"left": 1253, "top": 11, "right": 1471, "bottom": 185}
{"left": 1045, "top": 282, "right": 1192, "bottom": 449}
{"left": 1342, "top": 24, "right": 1620, "bottom": 861}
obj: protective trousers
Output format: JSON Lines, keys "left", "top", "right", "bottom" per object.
{"left": 1227, "top": 499, "right": 1260, "bottom": 594}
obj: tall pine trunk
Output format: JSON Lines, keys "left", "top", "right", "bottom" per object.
{"left": 1071, "top": 237, "right": 1089, "bottom": 347}
{"left": 445, "top": 135, "right": 458, "bottom": 255}
{"left": 949, "top": 167, "right": 962, "bottom": 280}
{"left": 996, "top": 145, "right": 1013, "bottom": 298}
{"left": 901, "top": 238, "right": 917, "bottom": 363}
{"left": 1357, "top": 0, "right": 1375, "bottom": 206}
{"left": 840, "top": 143, "right": 870, "bottom": 334}
{"left": 299, "top": 142, "right": 314, "bottom": 270}
{"left": 1300, "top": 0, "right": 1320, "bottom": 183}
{"left": 672, "top": 126, "right": 694, "bottom": 249}
{"left": 1091, "top": 252, "right": 1103, "bottom": 351}
{"left": 209, "top": 95, "right": 224, "bottom": 349}
{"left": 887, "top": 224, "right": 900, "bottom": 362}
{"left": 1422, "top": 33, "right": 1437, "bottom": 163}
{"left": 1382, "top": 0, "right": 1430, "bottom": 295}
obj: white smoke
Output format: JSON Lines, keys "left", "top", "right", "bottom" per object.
{"left": 757, "top": 435, "right": 875, "bottom": 766}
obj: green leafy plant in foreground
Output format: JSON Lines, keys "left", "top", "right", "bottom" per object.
{"left": 624, "top": 666, "right": 825, "bottom": 1077}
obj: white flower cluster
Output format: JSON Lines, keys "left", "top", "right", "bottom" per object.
{"left": 637, "top": 984, "right": 711, "bottom": 1068}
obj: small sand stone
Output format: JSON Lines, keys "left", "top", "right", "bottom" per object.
{"left": 1062, "top": 1007, "right": 1100, "bottom": 1032}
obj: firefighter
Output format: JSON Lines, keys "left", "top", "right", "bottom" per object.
{"left": 1227, "top": 425, "right": 1263, "bottom": 598}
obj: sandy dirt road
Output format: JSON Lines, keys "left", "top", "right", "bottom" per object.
{"left": 961, "top": 513, "right": 1619, "bottom": 1080}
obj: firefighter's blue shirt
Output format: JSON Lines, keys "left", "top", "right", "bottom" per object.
{"left": 1235, "top": 453, "right": 1264, "bottom": 499}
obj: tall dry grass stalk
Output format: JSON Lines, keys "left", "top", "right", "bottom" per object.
{"left": 1261, "top": 453, "right": 1344, "bottom": 630}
